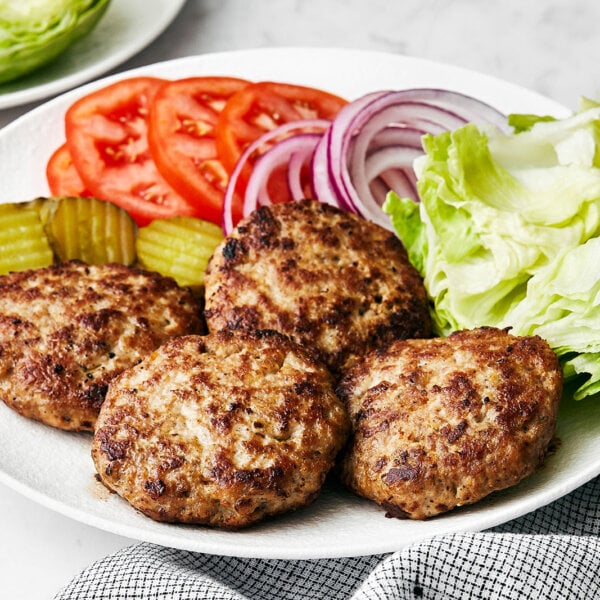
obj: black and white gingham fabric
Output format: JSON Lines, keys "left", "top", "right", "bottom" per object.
{"left": 54, "top": 475, "right": 600, "bottom": 600}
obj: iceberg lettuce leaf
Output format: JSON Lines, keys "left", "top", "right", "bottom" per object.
{"left": 0, "top": 0, "right": 111, "bottom": 84}
{"left": 384, "top": 103, "right": 600, "bottom": 402}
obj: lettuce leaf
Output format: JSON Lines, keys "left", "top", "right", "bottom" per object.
{"left": 0, "top": 0, "right": 111, "bottom": 84}
{"left": 384, "top": 103, "right": 600, "bottom": 401}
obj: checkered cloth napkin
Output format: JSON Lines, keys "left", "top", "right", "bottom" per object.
{"left": 54, "top": 475, "right": 600, "bottom": 600}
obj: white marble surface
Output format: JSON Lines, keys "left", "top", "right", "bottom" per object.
{"left": 1, "top": 0, "right": 600, "bottom": 598}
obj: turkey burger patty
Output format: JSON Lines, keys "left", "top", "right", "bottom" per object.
{"left": 92, "top": 329, "right": 350, "bottom": 529}
{"left": 337, "top": 327, "right": 563, "bottom": 520}
{"left": 203, "top": 199, "right": 432, "bottom": 377}
{"left": 0, "top": 260, "right": 203, "bottom": 431}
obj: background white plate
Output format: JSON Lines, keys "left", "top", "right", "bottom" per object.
{"left": 1, "top": 48, "right": 598, "bottom": 560}
{"left": 0, "top": 0, "right": 186, "bottom": 110}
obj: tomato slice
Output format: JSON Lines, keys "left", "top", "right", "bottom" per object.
{"left": 214, "top": 81, "right": 348, "bottom": 173}
{"left": 46, "top": 143, "right": 92, "bottom": 197}
{"left": 65, "top": 76, "right": 200, "bottom": 226}
{"left": 215, "top": 82, "right": 347, "bottom": 226}
{"left": 147, "top": 76, "right": 250, "bottom": 225}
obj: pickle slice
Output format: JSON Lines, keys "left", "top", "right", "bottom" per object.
{"left": 42, "top": 196, "right": 137, "bottom": 265}
{"left": 136, "top": 216, "right": 224, "bottom": 288}
{"left": 0, "top": 203, "right": 54, "bottom": 274}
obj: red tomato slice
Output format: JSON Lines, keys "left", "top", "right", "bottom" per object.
{"left": 65, "top": 76, "right": 200, "bottom": 226}
{"left": 147, "top": 76, "right": 250, "bottom": 225}
{"left": 46, "top": 143, "right": 91, "bottom": 197}
{"left": 215, "top": 82, "right": 347, "bottom": 226}
{"left": 215, "top": 81, "right": 348, "bottom": 173}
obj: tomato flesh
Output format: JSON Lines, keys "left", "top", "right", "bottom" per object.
{"left": 51, "top": 76, "right": 347, "bottom": 229}
{"left": 147, "top": 76, "right": 249, "bottom": 225}
{"left": 46, "top": 143, "right": 91, "bottom": 197}
{"left": 65, "top": 76, "right": 200, "bottom": 225}
{"left": 215, "top": 82, "right": 347, "bottom": 226}
{"left": 215, "top": 81, "right": 348, "bottom": 173}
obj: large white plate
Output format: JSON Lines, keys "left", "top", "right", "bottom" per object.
{"left": 0, "top": 48, "right": 598, "bottom": 560}
{"left": 0, "top": 0, "right": 186, "bottom": 110}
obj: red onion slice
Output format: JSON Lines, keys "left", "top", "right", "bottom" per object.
{"left": 310, "top": 128, "right": 349, "bottom": 209}
{"left": 367, "top": 126, "right": 425, "bottom": 153}
{"left": 287, "top": 144, "right": 316, "bottom": 200}
{"left": 313, "top": 88, "right": 508, "bottom": 229}
{"left": 222, "top": 119, "right": 331, "bottom": 234}
{"left": 242, "top": 133, "right": 323, "bottom": 218}
{"left": 370, "top": 170, "right": 417, "bottom": 205}
{"left": 222, "top": 88, "right": 508, "bottom": 235}
{"left": 364, "top": 146, "right": 423, "bottom": 180}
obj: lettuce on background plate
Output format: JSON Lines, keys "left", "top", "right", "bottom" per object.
{"left": 0, "top": 0, "right": 111, "bottom": 84}
{"left": 384, "top": 101, "right": 600, "bottom": 401}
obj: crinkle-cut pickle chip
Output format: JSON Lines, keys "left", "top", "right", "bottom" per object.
{"left": 0, "top": 203, "right": 53, "bottom": 274}
{"left": 41, "top": 196, "right": 137, "bottom": 265}
{"left": 136, "top": 216, "right": 224, "bottom": 289}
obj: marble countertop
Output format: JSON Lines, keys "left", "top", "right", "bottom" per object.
{"left": 1, "top": 1, "right": 599, "bottom": 598}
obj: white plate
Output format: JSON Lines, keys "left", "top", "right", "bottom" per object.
{"left": 0, "top": 48, "right": 598, "bottom": 560}
{"left": 0, "top": 0, "right": 186, "bottom": 110}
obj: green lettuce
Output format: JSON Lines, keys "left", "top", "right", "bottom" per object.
{"left": 0, "top": 0, "right": 111, "bottom": 84}
{"left": 384, "top": 103, "right": 600, "bottom": 401}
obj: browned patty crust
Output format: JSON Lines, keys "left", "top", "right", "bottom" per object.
{"left": 0, "top": 260, "right": 203, "bottom": 431}
{"left": 203, "top": 199, "right": 431, "bottom": 377}
{"left": 92, "top": 329, "right": 350, "bottom": 529}
{"left": 337, "top": 327, "right": 563, "bottom": 519}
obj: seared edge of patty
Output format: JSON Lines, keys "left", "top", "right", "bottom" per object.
{"left": 204, "top": 199, "right": 432, "bottom": 376}
{"left": 0, "top": 261, "right": 204, "bottom": 431}
{"left": 92, "top": 329, "right": 350, "bottom": 529}
{"left": 337, "top": 327, "right": 563, "bottom": 519}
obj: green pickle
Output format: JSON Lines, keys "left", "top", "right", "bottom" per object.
{"left": 42, "top": 196, "right": 137, "bottom": 265}
{"left": 0, "top": 203, "right": 54, "bottom": 274}
{"left": 0, "top": 197, "right": 222, "bottom": 286}
{"left": 136, "top": 216, "right": 224, "bottom": 289}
